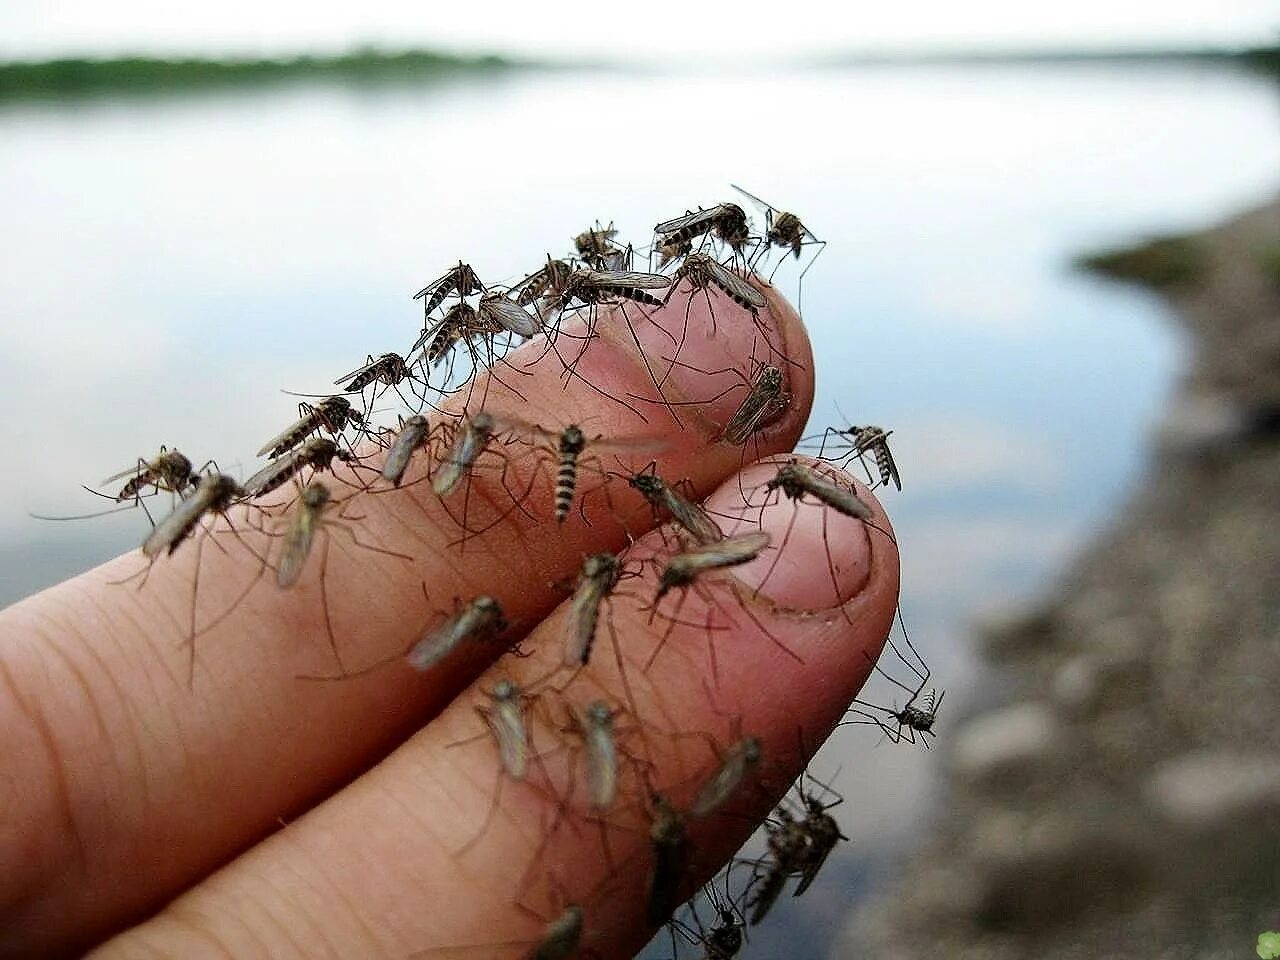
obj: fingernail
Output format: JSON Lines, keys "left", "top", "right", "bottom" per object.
{"left": 700, "top": 458, "right": 876, "bottom": 611}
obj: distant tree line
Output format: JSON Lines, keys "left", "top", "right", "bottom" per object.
{"left": 0, "top": 47, "right": 522, "bottom": 99}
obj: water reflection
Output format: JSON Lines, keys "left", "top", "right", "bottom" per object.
{"left": 1, "top": 62, "right": 1278, "bottom": 957}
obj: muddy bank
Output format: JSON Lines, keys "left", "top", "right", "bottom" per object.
{"left": 847, "top": 198, "right": 1280, "bottom": 959}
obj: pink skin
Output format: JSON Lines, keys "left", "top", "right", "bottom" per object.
{"left": 0, "top": 277, "right": 899, "bottom": 959}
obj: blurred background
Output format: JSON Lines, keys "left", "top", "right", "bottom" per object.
{"left": 1, "top": 3, "right": 1278, "bottom": 957}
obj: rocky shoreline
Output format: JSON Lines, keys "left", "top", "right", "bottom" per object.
{"left": 846, "top": 198, "right": 1280, "bottom": 959}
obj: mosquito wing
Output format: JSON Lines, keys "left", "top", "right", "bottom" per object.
{"left": 332, "top": 355, "right": 381, "bottom": 387}
{"left": 382, "top": 415, "right": 431, "bottom": 486}
{"left": 99, "top": 463, "right": 151, "bottom": 487}
{"left": 582, "top": 269, "right": 672, "bottom": 290}
{"left": 563, "top": 575, "right": 608, "bottom": 667}
{"left": 654, "top": 205, "right": 727, "bottom": 237}
{"left": 488, "top": 692, "right": 529, "bottom": 780}
{"left": 703, "top": 256, "right": 767, "bottom": 307}
{"left": 729, "top": 183, "right": 776, "bottom": 214}
{"left": 679, "top": 530, "right": 771, "bottom": 569}
{"left": 661, "top": 488, "right": 723, "bottom": 545}
{"left": 276, "top": 507, "right": 318, "bottom": 588}
{"left": 478, "top": 293, "right": 541, "bottom": 338}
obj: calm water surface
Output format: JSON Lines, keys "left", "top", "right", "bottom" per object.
{"left": 1, "top": 63, "right": 1278, "bottom": 957}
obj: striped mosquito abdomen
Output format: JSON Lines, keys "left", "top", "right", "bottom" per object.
{"left": 849, "top": 424, "right": 901, "bottom": 491}
{"left": 243, "top": 436, "right": 354, "bottom": 499}
{"left": 257, "top": 395, "right": 360, "bottom": 459}
{"left": 553, "top": 425, "right": 587, "bottom": 522}
{"left": 114, "top": 448, "right": 195, "bottom": 501}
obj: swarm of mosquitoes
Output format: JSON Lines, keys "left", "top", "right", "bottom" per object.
{"left": 39, "top": 186, "right": 944, "bottom": 959}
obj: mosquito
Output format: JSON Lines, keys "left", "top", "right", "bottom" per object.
{"left": 406, "top": 594, "right": 509, "bottom": 673}
{"left": 653, "top": 203, "right": 752, "bottom": 266}
{"left": 433, "top": 411, "right": 502, "bottom": 497}
{"left": 811, "top": 424, "right": 901, "bottom": 491}
{"left": 501, "top": 417, "right": 666, "bottom": 524}
{"left": 257, "top": 395, "right": 364, "bottom": 460}
{"left": 844, "top": 609, "right": 943, "bottom": 746}
{"left": 573, "top": 221, "right": 632, "bottom": 271}
{"left": 413, "top": 302, "right": 493, "bottom": 366}
{"left": 667, "top": 881, "right": 745, "bottom": 960}
{"left": 730, "top": 184, "right": 825, "bottom": 266}
{"left": 690, "top": 735, "right": 763, "bottom": 819}
{"left": 763, "top": 461, "right": 873, "bottom": 522}
{"left": 242, "top": 436, "right": 360, "bottom": 499}
{"left": 573, "top": 699, "right": 623, "bottom": 812}
{"left": 549, "top": 268, "right": 671, "bottom": 313}
{"left": 743, "top": 460, "right": 881, "bottom": 621}
{"left": 379, "top": 414, "right": 434, "bottom": 486}
{"left": 720, "top": 364, "right": 789, "bottom": 445}
{"left": 847, "top": 687, "right": 945, "bottom": 747}
{"left": 413, "top": 261, "right": 484, "bottom": 318}
{"left": 255, "top": 480, "right": 414, "bottom": 674}
{"left": 444, "top": 678, "right": 548, "bottom": 856}
{"left": 477, "top": 289, "right": 542, "bottom": 339}
{"left": 413, "top": 300, "right": 529, "bottom": 410}
{"left": 328, "top": 350, "right": 439, "bottom": 414}
{"left": 647, "top": 530, "right": 800, "bottom": 678}
{"left": 745, "top": 806, "right": 810, "bottom": 926}
{"left": 790, "top": 772, "right": 848, "bottom": 897}
{"left": 562, "top": 553, "right": 623, "bottom": 668}
{"left": 533, "top": 267, "right": 684, "bottom": 425}
{"left": 626, "top": 357, "right": 793, "bottom": 454}
{"left": 32, "top": 446, "right": 211, "bottom": 526}
{"left": 420, "top": 412, "right": 541, "bottom": 545}
{"left": 626, "top": 463, "right": 722, "bottom": 546}
{"left": 141, "top": 472, "right": 244, "bottom": 559}
{"left": 657, "top": 252, "right": 769, "bottom": 383}
{"left": 648, "top": 793, "right": 691, "bottom": 927}
{"left": 665, "top": 252, "right": 766, "bottom": 318}
{"left": 654, "top": 530, "right": 771, "bottom": 603}
{"left": 513, "top": 255, "right": 576, "bottom": 309}
{"left": 119, "top": 472, "right": 263, "bottom": 685}
{"left": 101, "top": 446, "right": 200, "bottom": 502}
{"left": 334, "top": 351, "right": 410, "bottom": 393}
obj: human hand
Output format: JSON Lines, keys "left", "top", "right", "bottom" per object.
{"left": 0, "top": 280, "right": 899, "bottom": 958}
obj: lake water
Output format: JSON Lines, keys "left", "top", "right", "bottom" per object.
{"left": 2, "top": 62, "right": 1278, "bottom": 957}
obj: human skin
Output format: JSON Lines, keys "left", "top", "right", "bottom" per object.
{"left": 0, "top": 279, "right": 900, "bottom": 958}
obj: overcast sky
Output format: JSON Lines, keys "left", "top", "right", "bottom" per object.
{"left": 1, "top": 0, "right": 1276, "bottom": 61}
